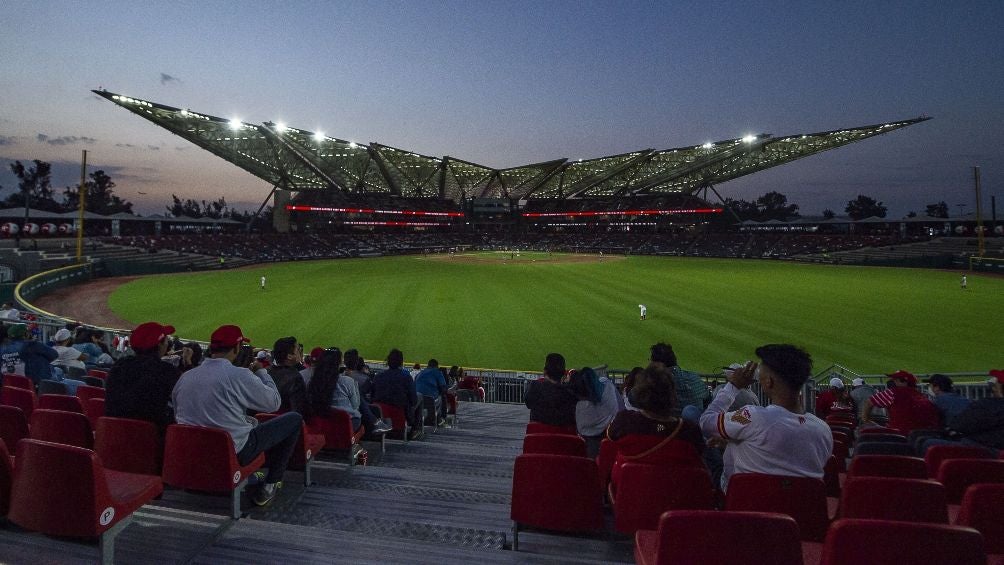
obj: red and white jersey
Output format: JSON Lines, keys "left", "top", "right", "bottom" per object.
{"left": 700, "top": 383, "right": 832, "bottom": 491}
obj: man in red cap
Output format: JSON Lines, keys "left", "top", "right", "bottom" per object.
{"left": 173, "top": 324, "right": 302, "bottom": 507}
{"left": 105, "top": 321, "right": 182, "bottom": 434}
{"left": 861, "top": 370, "right": 940, "bottom": 434}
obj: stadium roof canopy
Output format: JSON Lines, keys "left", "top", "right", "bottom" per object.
{"left": 95, "top": 90, "right": 929, "bottom": 202}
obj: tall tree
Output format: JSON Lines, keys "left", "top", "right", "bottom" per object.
{"left": 822, "top": 209, "right": 836, "bottom": 219}
{"left": 62, "top": 170, "right": 134, "bottom": 214}
{"left": 755, "top": 191, "right": 799, "bottom": 221}
{"left": 5, "top": 160, "right": 62, "bottom": 211}
{"left": 166, "top": 194, "right": 204, "bottom": 218}
{"left": 202, "top": 197, "right": 228, "bottom": 220}
{"left": 722, "top": 197, "right": 759, "bottom": 221}
{"left": 845, "top": 194, "right": 887, "bottom": 220}
{"left": 925, "top": 201, "right": 949, "bottom": 218}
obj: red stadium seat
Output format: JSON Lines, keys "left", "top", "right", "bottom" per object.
{"left": 831, "top": 439, "right": 849, "bottom": 471}
{"left": 610, "top": 463, "right": 714, "bottom": 534}
{"left": 596, "top": 438, "right": 616, "bottom": 491}
{"left": 510, "top": 454, "right": 604, "bottom": 551}
{"left": 162, "top": 424, "right": 265, "bottom": 519}
{"left": 37, "top": 379, "right": 68, "bottom": 396}
{"left": 823, "top": 455, "right": 842, "bottom": 498}
{"left": 855, "top": 433, "right": 907, "bottom": 444}
{"left": 725, "top": 473, "right": 830, "bottom": 541}
{"left": 256, "top": 413, "right": 325, "bottom": 485}
{"left": 75, "top": 384, "right": 106, "bottom": 405}
{"left": 826, "top": 414, "right": 856, "bottom": 427}
{"left": 306, "top": 411, "right": 370, "bottom": 463}
{"left": 522, "top": 433, "right": 587, "bottom": 457}
{"left": 816, "top": 518, "right": 985, "bottom": 565}
{"left": 1, "top": 374, "right": 32, "bottom": 390}
{"left": 852, "top": 441, "right": 915, "bottom": 457}
{"left": 85, "top": 397, "right": 106, "bottom": 428}
{"left": 0, "top": 438, "right": 12, "bottom": 517}
{"left": 848, "top": 455, "right": 927, "bottom": 479}
{"left": 88, "top": 369, "right": 109, "bottom": 380}
{"left": 38, "top": 393, "right": 85, "bottom": 414}
{"left": 95, "top": 417, "right": 162, "bottom": 476}
{"left": 839, "top": 477, "right": 948, "bottom": 523}
{"left": 925, "top": 444, "right": 996, "bottom": 478}
{"left": 0, "top": 386, "right": 36, "bottom": 421}
{"left": 0, "top": 404, "right": 29, "bottom": 453}
{"left": 936, "top": 458, "right": 1004, "bottom": 504}
{"left": 29, "top": 409, "right": 93, "bottom": 449}
{"left": 372, "top": 402, "right": 411, "bottom": 441}
{"left": 859, "top": 425, "right": 901, "bottom": 435}
{"left": 830, "top": 430, "right": 851, "bottom": 445}
{"left": 635, "top": 510, "right": 803, "bottom": 565}
{"left": 8, "top": 438, "right": 163, "bottom": 564}
{"left": 956, "top": 483, "right": 1004, "bottom": 555}
{"left": 525, "top": 421, "right": 578, "bottom": 436}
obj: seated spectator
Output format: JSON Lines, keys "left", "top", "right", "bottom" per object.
{"left": 923, "top": 369, "right": 1004, "bottom": 454}
{"left": 304, "top": 348, "right": 391, "bottom": 434}
{"left": 343, "top": 349, "right": 372, "bottom": 401}
{"left": 267, "top": 337, "right": 307, "bottom": 414}
{"left": 569, "top": 367, "right": 619, "bottom": 458}
{"left": 372, "top": 348, "right": 422, "bottom": 439}
{"left": 524, "top": 353, "right": 577, "bottom": 427}
{"left": 105, "top": 322, "right": 180, "bottom": 434}
{"left": 925, "top": 374, "right": 972, "bottom": 423}
{"left": 607, "top": 364, "right": 706, "bottom": 488}
{"left": 0, "top": 302, "right": 20, "bottom": 320}
{"left": 862, "top": 370, "right": 941, "bottom": 434}
{"left": 173, "top": 325, "right": 302, "bottom": 507}
{"left": 815, "top": 377, "right": 851, "bottom": 419}
{"left": 650, "top": 342, "right": 709, "bottom": 415}
{"left": 73, "top": 328, "right": 113, "bottom": 368}
{"left": 699, "top": 344, "right": 832, "bottom": 492}
{"left": 51, "top": 328, "right": 87, "bottom": 376}
{"left": 299, "top": 347, "right": 325, "bottom": 386}
{"left": 410, "top": 362, "right": 422, "bottom": 380}
{"left": 1, "top": 323, "right": 60, "bottom": 386}
{"left": 456, "top": 366, "right": 484, "bottom": 400}
{"left": 414, "top": 359, "right": 448, "bottom": 426}
{"left": 849, "top": 377, "right": 887, "bottom": 424}
{"left": 621, "top": 366, "right": 644, "bottom": 411}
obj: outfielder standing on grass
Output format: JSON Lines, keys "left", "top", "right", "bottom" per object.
{"left": 260, "top": 275, "right": 266, "bottom": 291}
{"left": 639, "top": 304, "right": 647, "bottom": 320}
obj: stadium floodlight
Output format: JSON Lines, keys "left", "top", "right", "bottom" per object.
{"left": 229, "top": 119, "right": 242, "bottom": 130}
{"left": 274, "top": 122, "right": 287, "bottom": 132}
{"left": 348, "top": 141, "right": 357, "bottom": 148}
{"left": 180, "top": 109, "right": 189, "bottom": 116}
{"left": 702, "top": 142, "right": 714, "bottom": 149}
{"left": 742, "top": 135, "right": 757, "bottom": 143}
{"left": 313, "top": 131, "right": 325, "bottom": 142}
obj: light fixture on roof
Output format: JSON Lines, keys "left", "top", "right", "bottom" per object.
{"left": 742, "top": 135, "right": 757, "bottom": 143}
{"left": 229, "top": 119, "right": 242, "bottom": 130}
{"left": 702, "top": 142, "right": 714, "bottom": 149}
{"left": 180, "top": 109, "right": 189, "bottom": 116}
{"left": 348, "top": 141, "right": 357, "bottom": 148}
{"left": 313, "top": 131, "right": 325, "bottom": 142}
{"left": 275, "top": 122, "right": 287, "bottom": 132}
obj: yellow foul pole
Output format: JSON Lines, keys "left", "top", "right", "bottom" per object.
{"left": 75, "top": 150, "right": 87, "bottom": 262}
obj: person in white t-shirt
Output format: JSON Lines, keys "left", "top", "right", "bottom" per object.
{"left": 639, "top": 304, "right": 647, "bottom": 320}
{"left": 51, "top": 328, "right": 87, "bottom": 372}
{"left": 260, "top": 275, "right": 266, "bottom": 291}
{"left": 699, "top": 344, "right": 832, "bottom": 492}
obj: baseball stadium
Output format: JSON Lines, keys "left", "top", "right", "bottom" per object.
{"left": 1, "top": 90, "right": 1002, "bottom": 564}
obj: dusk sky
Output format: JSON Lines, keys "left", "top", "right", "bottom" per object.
{"left": 2, "top": 1, "right": 1002, "bottom": 217}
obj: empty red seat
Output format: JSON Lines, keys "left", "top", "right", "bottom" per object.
{"left": 372, "top": 402, "right": 411, "bottom": 441}
{"left": 858, "top": 425, "right": 901, "bottom": 435}
{"left": 95, "top": 417, "right": 162, "bottom": 476}
{"left": 522, "top": 433, "right": 587, "bottom": 457}
{"left": 936, "top": 458, "right": 1004, "bottom": 504}
{"left": 162, "top": 424, "right": 265, "bottom": 519}
{"left": 823, "top": 455, "right": 842, "bottom": 497}
{"left": 75, "top": 384, "right": 106, "bottom": 405}
{"left": 525, "top": 421, "right": 578, "bottom": 436}
{"left": 635, "top": 510, "right": 803, "bottom": 565}
{"left": 510, "top": 454, "right": 603, "bottom": 551}
{"left": 852, "top": 441, "right": 915, "bottom": 457}
{"left": 0, "top": 438, "right": 12, "bottom": 517}
{"left": 596, "top": 438, "right": 616, "bottom": 490}
{"left": 85, "top": 397, "right": 106, "bottom": 428}
{"left": 830, "top": 430, "right": 851, "bottom": 445}
{"left": 306, "top": 410, "right": 371, "bottom": 463}
{"left": 0, "top": 386, "right": 36, "bottom": 420}
{"left": 856, "top": 433, "right": 907, "bottom": 444}
{"left": 1, "top": 374, "right": 32, "bottom": 390}
{"left": 839, "top": 477, "right": 948, "bottom": 523}
{"left": 8, "top": 438, "right": 163, "bottom": 564}
{"left": 817, "top": 518, "right": 985, "bottom": 565}
{"left": 256, "top": 413, "right": 325, "bottom": 485}
{"left": 88, "top": 369, "right": 109, "bottom": 380}
{"left": 611, "top": 463, "right": 714, "bottom": 534}
{"left": 831, "top": 439, "right": 849, "bottom": 471}
{"left": 725, "top": 473, "right": 830, "bottom": 541}
{"left": 38, "top": 393, "right": 85, "bottom": 414}
{"left": 956, "top": 483, "right": 1004, "bottom": 555}
{"left": 925, "top": 444, "right": 996, "bottom": 478}
{"left": 30, "top": 409, "right": 93, "bottom": 449}
{"left": 847, "top": 455, "right": 927, "bottom": 479}
{"left": 0, "top": 404, "right": 29, "bottom": 452}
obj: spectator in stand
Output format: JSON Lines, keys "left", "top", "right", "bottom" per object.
{"left": 650, "top": 342, "right": 709, "bottom": 416}
{"left": 849, "top": 377, "right": 887, "bottom": 424}
{"left": 410, "top": 363, "right": 422, "bottom": 380}
{"left": 0, "top": 323, "right": 61, "bottom": 386}
{"left": 925, "top": 374, "right": 972, "bottom": 423}
{"left": 456, "top": 366, "right": 484, "bottom": 401}
{"left": 699, "top": 344, "right": 832, "bottom": 492}
{"left": 815, "top": 378, "right": 851, "bottom": 419}
{"left": 299, "top": 347, "right": 325, "bottom": 386}
{"left": 861, "top": 370, "right": 941, "bottom": 434}
{"left": 621, "top": 366, "right": 644, "bottom": 411}
{"left": 73, "top": 328, "right": 113, "bottom": 369}
{"left": 343, "top": 349, "right": 372, "bottom": 401}
{"left": 922, "top": 370, "right": 1004, "bottom": 454}
{"left": 607, "top": 364, "right": 706, "bottom": 488}
{"left": 304, "top": 348, "right": 392, "bottom": 434}
{"left": 524, "top": 353, "right": 577, "bottom": 427}
{"left": 173, "top": 325, "right": 301, "bottom": 507}
{"left": 50, "top": 328, "right": 87, "bottom": 376}
{"left": 569, "top": 367, "right": 619, "bottom": 458}
{"left": 372, "top": 348, "right": 422, "bottom": 440}
{"left": 0, "top": 303, "right": 20, "bottom": 320}
{"left": 414, "top": 359, "right": 448, "bottom": 426}
{"left": 267, "top": 337, "right": 307, "bottom": 415}
{"left": 105, "top": 322, "right": 181, "bottom": 434}
{"left": 180, "top": 341, "right": 202, "bottom": 372}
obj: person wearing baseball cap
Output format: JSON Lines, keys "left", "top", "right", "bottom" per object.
{"left": 921, "top": 370, "right": 1004, "bottom": 454}
{"left": 51, "top": 327, "right": 87, "bottom": 373}
{"left": 924, "top": 374, "right": 972, "bottom": 424}
{"left": 172, "top": 324, "right": 301, "bottom": 507}
{"left": 105, "top": 322, "right": 181, "bottom": 434}
{"left": 0, "top": 322, "right": 59, "bottom": 386}
{"left": 814, "top": 377, "right": 851, "bottom": 420}
{"left": 861, "top": 370, "right": 940, "bottom": 434}
{"left": 848, "top": 377, "right": 887, "bottom": 425}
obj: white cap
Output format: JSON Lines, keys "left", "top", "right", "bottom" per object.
{"left": 256, "top": 350, "right": 270, "bottom": 360}
{"left": 851, "top": 378, "right": 865, "bottom": 387}
{"left": 829, "top": 377, "right": 845, "bottom": 389}
{"left": 53, "top": 328, "right": 73, "bottom": 342}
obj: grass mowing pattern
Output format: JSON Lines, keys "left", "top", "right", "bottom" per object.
{"left": 108, "top": 253, "right": 1004, "bottom": 374}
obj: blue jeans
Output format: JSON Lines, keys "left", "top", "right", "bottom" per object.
{"left": 237, "top": 412, "right": 302, "bottom": 483}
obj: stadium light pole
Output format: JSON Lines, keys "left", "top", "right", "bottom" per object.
{"left": 75, "top": 150, "right": 87, "bottom": 262}
{"left": 974, "top": 166, "right": 984, "bottom": 257}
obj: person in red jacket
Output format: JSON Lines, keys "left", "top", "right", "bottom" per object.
{"left": 861, "top": 370, "right": 940, "bottom": 434}
{"left": 815, "top": 377, "right": 851, "bottom": 419}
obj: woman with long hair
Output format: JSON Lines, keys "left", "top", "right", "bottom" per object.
{"left": 305, "top": 348, "right": 390, "bottom": 434}
{"left": 569, "top": 367, "right": 620, "bottom": 458}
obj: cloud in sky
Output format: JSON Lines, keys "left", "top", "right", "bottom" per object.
{"left": 160, "top": 73, "right": 180, "bottom": 85}
{"left": 0, "top": 136, "right": 17, "bottom": 146}
{"left": 36, "top": 134, "right": 97, "bottom": 146}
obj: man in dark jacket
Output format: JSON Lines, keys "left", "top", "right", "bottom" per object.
{"left": 524, "top": 352, "right": 577, "bottom": 427}
{"left": 0, "top": 323, "right": 58, "bottom": 385}
{"left": 105, "top": 321, "right": 181, "bottom": 434}
{"left": 372, "top": 348, "right": 421, "bottom": 439}
{"left": 267, "top": 337, "right": 307, "bottom": 415}
{"left": 922, "top": 370, "right": 1004, "bottom": 454}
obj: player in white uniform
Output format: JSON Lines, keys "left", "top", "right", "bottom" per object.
{"left": 961, "top": 274, "right": 967, "bottom": 290}
{"left": 260, "top": 275, "right": 266, "bottom": 291}
{"left": 699, "top": 344, "right": 832, "bottom": 492}
{"left": 638, "top": 304, "right": 647, "bottom": 320}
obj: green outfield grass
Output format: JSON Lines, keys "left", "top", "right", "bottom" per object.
{"left": 108, "top": 252, "right": 1004, "bottom": 374}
